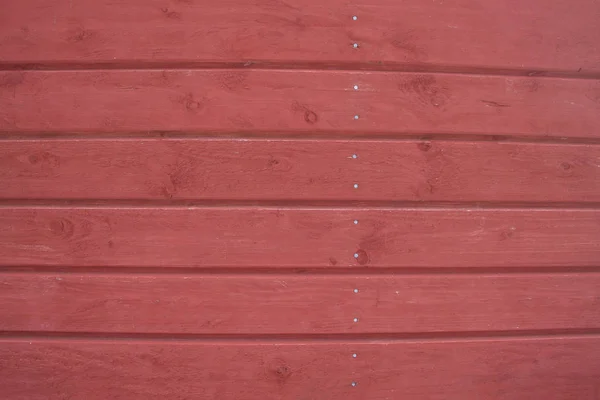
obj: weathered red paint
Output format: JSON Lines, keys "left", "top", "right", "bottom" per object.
{"left": 1, "top": 338, "right": 599, "bottom": 399}
{"left": 1, "top": 272, "right": 599, "bottom": 334}
{"left": 1, "top": 70, "right": 599, "bottom": 137}
{"left": 1, "top": 0, "right": 599, "bottom": 74}
{"left": 2, "top": 139, "right": 599, "bottom": 202}
{"left": 1, "top": 0, "right": 599, "bottom": 398}
{"left": 1, "top": 208, "right": 599, "bottom": 268}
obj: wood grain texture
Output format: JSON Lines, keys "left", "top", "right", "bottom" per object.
{"left": 1, "top": 272, "right": 599, "bottom": 334}
{"left": 1, "top": 0, "right": 599, "bottom": 74}
{"left": 1, "top": 337, "right": 599, "bottom": 400}
{"left": 2, "top": 70, "right": 599, "bottom": 137}
{"left": 1, "top": 208, "right": 598, "bottom": 268}
{"left": 2, "top": 139, "right": 600, "bottom": 202}
{"left": 1, "top": 0, "right": 599, "bottom": 397}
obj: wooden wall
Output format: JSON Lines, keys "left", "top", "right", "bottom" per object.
{"left": 1, "top": 0, "right": 600, "bottom": 398}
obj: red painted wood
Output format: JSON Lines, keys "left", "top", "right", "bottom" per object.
{"left": 1, "top": 337, "right": 599, "bottom": 399}
{"left": 1, "top": 0, "right": 598, "bottom": 397}
{"left": 1, "top": 0, "right": 599, "bottom": 74}
{"left": 2, "top": 70, "right": 599, "bottom": 137}
{"left": 1, "top": 208, "right": 598, "bottom": 268}
{"left": 1, "top": 272, "right": 599, "bottom": 334}
{"left": 2, "top": 139, "right": 599, "bottom": 202}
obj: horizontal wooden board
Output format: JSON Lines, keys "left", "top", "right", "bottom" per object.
{"left": 1, "top": 208, "right": 599, "bottom": 268}
{"left": 1, "top": 0, "right": 599, "bottom": 74}
{"left": 1, "top": 70, "right": 599, "bottom": 137}
{"left": 1, "top": 272, "right": 599, "bottom": 334}
{"left": 2, "top": 139, "right": 600, "bottom": 202}
{"left": 1, "top": 337, "right": 599, "bottom": 399}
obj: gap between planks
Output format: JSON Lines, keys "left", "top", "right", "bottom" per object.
{"left": 2, "top": 266, "right": 600, "bottom": 275}
{"left": 3, "top": 132, "right": 600, "bottom": 145}
{"left": 1, "top": 61, "right": 599, "bottom": 81}
{"left": 2, "top": 200, "right": 600, "bottom": 210}
{"left": 2, "top": 329, "right": 600, "bottom": 344}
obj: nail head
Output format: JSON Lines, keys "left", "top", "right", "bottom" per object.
{"left": 353, "top": 318, "right": 359, "bottom": 322}
{"left": 353, "top": 288, "right": 359, "bottom": 293}
{"left": 352, "top": 16, "right": 357, "bottom": 20}
{"left": 353, "top": 219, "right": 358, "bottom": 224}
{"left": 353, "top": 85, "right": 358, "bottom": 90}
{"left": 353, "top": 353, "right": 357, "bottom": 358}
{"left": 352, "top": 154, "right": 357, "bottom": 159}
{"left": 354, "top": 115, "right": 359, "bottom": 120}
{"left": 353, "top": 43, "right": 359, "bottom": 48}
{"left": 352, "top": 382, "right": 357, "bottom": 387}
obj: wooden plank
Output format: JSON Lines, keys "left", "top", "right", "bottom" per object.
{"left": 1, "top": 337, "right": 599, "bottom": 399}
{"left": 1, "top": 70, "right": 599, "bottom": 137}
{"left": 2, "top": 139, "right": 600, "bottom": 202}
{"left": 1, "top": 208, "right": 598, "bottom": 268}
{"left": 1, "top": 0, "right": 599, "bottom": 74}
{"left": 1, "top": 272, "right": 599, "bottom": 334}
